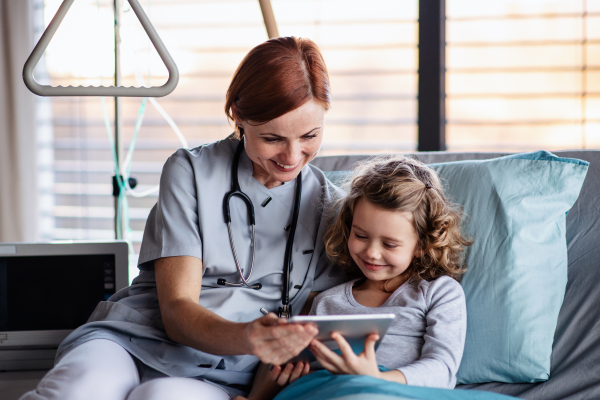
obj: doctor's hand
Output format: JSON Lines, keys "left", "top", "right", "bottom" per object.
{"left": 245, "top": 312, "right": 318, "bottom": 365}
{"left": 309, "top": 332, "right": 381, "bottom": 378}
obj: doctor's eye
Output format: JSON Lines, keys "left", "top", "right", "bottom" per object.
{"left": 263, "top": 137, "right": 281, "bottom": 143}
{"left": 303, "top": 134, "right": 318, "bottom": 140}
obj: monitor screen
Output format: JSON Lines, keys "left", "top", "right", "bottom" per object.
{"left": 0, "top": 254, "right": 116, "bottom": 331}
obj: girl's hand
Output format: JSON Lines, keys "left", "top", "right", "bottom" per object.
{"left": 270, "top": 361, "right": 311, "bottom": 386}
{"left": 309, "top": 332, "right": 381, "bottom": 378}
{"left": 243, "top": 362, "right": 310, "bottom": 400}
{"left": 246, "top": 313, "right": 318, "bottom": 365}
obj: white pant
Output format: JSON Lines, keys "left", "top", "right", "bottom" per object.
{"left": 19, "top": 339, "right": 231, "bottom": 400}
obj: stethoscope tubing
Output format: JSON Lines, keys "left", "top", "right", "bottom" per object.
{"left": 219, "top": 139, "right": 302, "bottom": 313}
{"left": 224, "top": 222, "right": 260, "bottom": 290}
{"left": 282, "top": 169, "right": 302, "bottom": 307}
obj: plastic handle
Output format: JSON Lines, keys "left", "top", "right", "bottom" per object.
{"left": 23, "top": 0, "right": 179, "bottom": 97}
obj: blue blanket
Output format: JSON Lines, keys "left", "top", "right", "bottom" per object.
{"left": 274, "top": 371, "right": 518, "bottom": 400}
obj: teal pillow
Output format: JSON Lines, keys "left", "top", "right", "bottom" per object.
{"left": 323, "top": 151, "right": 589, "bottom": 384}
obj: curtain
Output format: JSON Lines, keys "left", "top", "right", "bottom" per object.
{"left": 0, "top": 0, "right": 38, "bottom": 242}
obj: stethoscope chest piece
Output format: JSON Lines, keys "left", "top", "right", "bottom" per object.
{"left": 278, "top": 304, "right": 292, "bottom": 318}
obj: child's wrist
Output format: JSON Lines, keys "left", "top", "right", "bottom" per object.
{"left": 378, "top": 369, "right": 407, "bottom": 384}
{"left": 361, "top": 366, "right": 382, "bottom": 380}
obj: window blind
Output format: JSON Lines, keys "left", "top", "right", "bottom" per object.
{"left": 446, "top": 0, "right": 600, "bottom": 151}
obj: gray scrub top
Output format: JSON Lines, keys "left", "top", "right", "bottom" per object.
{"left": 56, "top": 137, "right": 347, "bottom": 396}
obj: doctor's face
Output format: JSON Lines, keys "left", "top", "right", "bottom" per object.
{"left": 239, "top": 99, "right": 325, "bottom": 189}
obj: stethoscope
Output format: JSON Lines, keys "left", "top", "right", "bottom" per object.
{"left": 217, "top": 139, "right": 302, "bottom": 318}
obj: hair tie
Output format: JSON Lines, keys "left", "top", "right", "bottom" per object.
{"left": 425, "top": 183, "right": 432, "bottom": 190}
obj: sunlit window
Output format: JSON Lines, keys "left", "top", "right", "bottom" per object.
{"left": 35, "top": 0, "right": 598, "bottom": 278}
{"left": 446, "top": 0, "right": 600, "bottom": 151}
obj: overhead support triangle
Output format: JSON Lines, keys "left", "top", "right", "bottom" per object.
{"left": 23, "top": 0, "right": 178, "bottom": 97}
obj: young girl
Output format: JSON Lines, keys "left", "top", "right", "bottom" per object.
{"left": 306, "top": 155, "right": 472, "bottom": 389}
{"left": 237, "top": 155, "right": 472, "bottom": 399}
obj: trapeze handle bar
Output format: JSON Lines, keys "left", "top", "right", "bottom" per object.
{"left": 23, "top": 0, "right": 179, "bottom": 97}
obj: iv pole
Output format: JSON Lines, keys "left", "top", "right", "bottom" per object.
{"left": 114, "top": 0, "right": 123, "bottom": 238}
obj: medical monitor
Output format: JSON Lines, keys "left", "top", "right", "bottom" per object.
{"left": 0, "top": 241, "right": 128, "bottom": 370}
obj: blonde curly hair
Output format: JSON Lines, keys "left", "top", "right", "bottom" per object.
{"left": 324, "top": 155, "right": 472, "bottom": 282}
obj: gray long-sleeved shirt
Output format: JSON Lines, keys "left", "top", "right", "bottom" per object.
{"left": 309, "top": 276, "right": 467, "bottom": 389}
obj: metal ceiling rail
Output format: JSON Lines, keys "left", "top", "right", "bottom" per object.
{"left": 23, "top": 0, "right": 179, "bottom": 97}
{"left": 258, "top": 0, "right": 278, "bottom": 38}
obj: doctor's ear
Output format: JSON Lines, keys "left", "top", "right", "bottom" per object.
{"left": 231, "top": 105, "right": 242, "bottom": 126}
{"left": 236, "top": 123, "right": 245, "bottom": 138}
{"left": 231, "top": 105, "right": 245, "bottom": 137}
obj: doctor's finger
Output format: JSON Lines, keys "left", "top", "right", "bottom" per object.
{"left": 262, "top": 332, "right": 313, "bottom": 356}
{"left": 267, "top": 328, "right": 318, "bottom": 355}
{"left": 259, "top": 340, "right": 309, "bottom": 365}
{"left": 250, "top": 325, "right": 312, "bottom": 358}
{"left": 257, "top": 349, "right": 293, "bottom": 365}
{"left": 278, "top": 323, "right": 318, "bottom": 339}
{"left": 252, "top": 341, "right": 290, "bottom": 364}
{"left": 259, "top": 312, "right": 281, "bottom": 326}
{"left": 266, "top": 323, "right": 312, "bottom": 341}
{"left": 248, "top": 315, "right": 284, "bottom": 351}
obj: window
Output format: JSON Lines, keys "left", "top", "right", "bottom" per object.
{"left": 35, "top": 0, "right": 418, "bottom": 280}
{"left": 446, "top": 0, "right": 600, "bottom": 151}
{"left": 35, "top": 0, "right": 597, "bottom": 280}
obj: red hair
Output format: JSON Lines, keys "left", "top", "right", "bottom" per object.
{"left": 225, "top": 36, "right": 331, "bottom": 136}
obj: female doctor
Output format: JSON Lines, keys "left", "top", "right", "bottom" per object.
{"left": 21, "top": 37, "right": 346, "bottom": 400}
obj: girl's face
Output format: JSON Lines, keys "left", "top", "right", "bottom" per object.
{"left": 237, "top": 99, "right": 325, "bottom": 189}
{"left": 348, "top": 198, "right": 420, "bottom": 282}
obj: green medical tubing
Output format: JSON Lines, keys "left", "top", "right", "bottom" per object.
{"left": 101, "top": 96, "right": 127, "bottom": 244}
{"left": 95, "top": 0, "right": 129, "bottom": 245}
{"left": 100, "top": 0, "right": 187, "bottom": 247}
{"left": 122, "top": 97, "right": 149, "bottom": 195}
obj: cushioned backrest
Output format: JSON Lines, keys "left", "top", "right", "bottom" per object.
{"left": 311, "top": 151, "right": 600, "bottom": 395}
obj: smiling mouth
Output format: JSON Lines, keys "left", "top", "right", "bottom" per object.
{"left": 271, "top": 159, "right": 300, "bottom": 171}
{"left": 362, "top": 260, "right": 389, "bottom": 271}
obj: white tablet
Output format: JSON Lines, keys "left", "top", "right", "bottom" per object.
{"left": 286, "top": 314, "right": 395, "bottom": 364}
